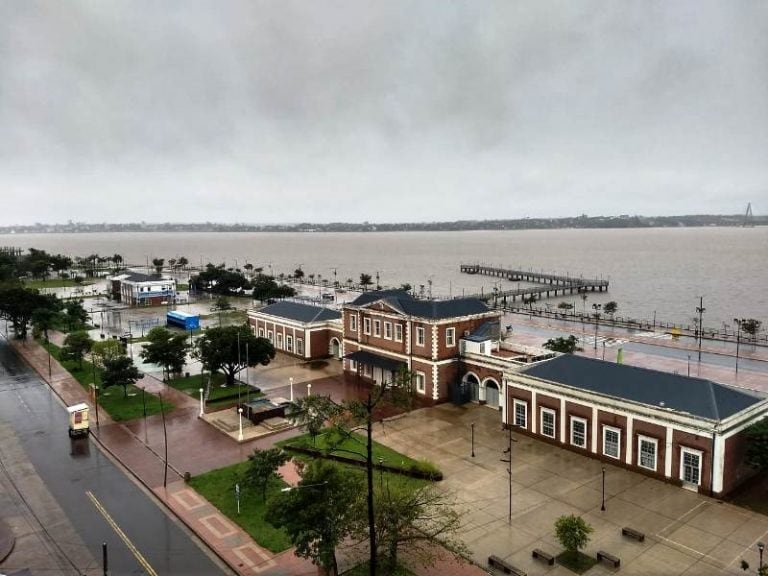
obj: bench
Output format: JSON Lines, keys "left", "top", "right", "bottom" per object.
{"left": 621, "top": 526, "right": 645, "bottom": 542}
{"left": 531, "top": 548, "right": 555, "bottom": 565}
{"left": 597, "top": 550, "right": 621, "bottom": 568}
{"left": 488, "top": 555, "right": 527, "bottom": 576}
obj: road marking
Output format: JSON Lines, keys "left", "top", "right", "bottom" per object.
{"left": 86, "top": 490, "right": 158, "bottom": 576}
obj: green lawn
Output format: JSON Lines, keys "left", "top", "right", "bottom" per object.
{"left": 188, "top": 461, "right": 293, "bottom": 553}
{"left": 43, "top": 341, "right": 170, "bottom": 421}
{"left": 166, "top": 372, "right": 262, "bottom": 407}
{"left": 176, "top": 283, "right": 189, "bottom": 291}
{"left": 23, "top": 278, "right": 94, "bottom": 289}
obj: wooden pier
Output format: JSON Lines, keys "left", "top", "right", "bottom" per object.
{"left": 460, "top": 263, "right": 609, "bottom": 303}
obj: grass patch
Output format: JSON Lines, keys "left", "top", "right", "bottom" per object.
{"left": 176, "top": 283, "right": 189, "bottom": 291}
{"left": 42, "top": 341, "right": 170, "bottom": 421}
{"left": 23, "top": 278, "right": 94, "bottom": 289}
{"left": 556, "top": 550, "right": 598, "bottom": 574}
{"left": 343, "top": 561, "right": 416, "bottom": 576}
{"left": 188, "top": 461, "right": 292, "bottom": 553}
{"left": 166, "top": 372, "right": 262, "bottom": 407}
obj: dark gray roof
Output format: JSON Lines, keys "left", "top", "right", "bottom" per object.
{"left": 345, "top": 350, "right": 406, "bottom": 372}
{"left": 121, "top": 272, "right": 169, "bottom": 283}
{"left": 464, "top": 321, "right": 499, "bottom": 342}
{"left": 350, "top": 290, "right": 489, "bottom": 320}
{"left": 522, "top": 354, "right": 764, "bottom": 420}
{"left": 258, "top": 301, "right": 340, "bottom": 323}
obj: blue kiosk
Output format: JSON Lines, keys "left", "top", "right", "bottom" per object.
{"left": 166, "top": 310, "right": 200, "bottom": 331}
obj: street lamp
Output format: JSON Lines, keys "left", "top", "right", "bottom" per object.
{"left": 199, "top": 388, "right": 204, "bottom": 417}
{"left": 289, "top": 377, "right": 294, "bottom": 402}
{"left": 237, "top": 407, "right": 244, "bottom": 442}
{"left": 734, "top": 318, "right": 744, "bottom": 375}
{"left": 758, "top": 541, "right": 764, "bottom": 571}
{"left": 592, "top": 303, "right": 602, "bottom": 351}
{"left": 470, "top": 422, "right": 475, "bottom": 458}
{"left": 307, "top": 382, "right": 312, "bottom": 397}
{"left": 696, "top": 297, "right": 706, "bottom": 362}
{"left": 601, "top": 467, "right": 606, "bottom": 511}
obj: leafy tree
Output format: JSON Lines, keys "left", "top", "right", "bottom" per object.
{"left": 739, "top": 319, "right": 763, "bottom": 339}
{"left": 523, "top": 294, "right": 537, "bottom": 309}
{"left": 61, "top": 331, "right": 94, "bottom": 369}
{"left": 101, "top": 355, "right": 142, "bottom": 398}
{"left": 554, "top": 514, "right": 593, "bottom": 556}
{"left": 543, "top": 335, "right": 580, "bottom": 354}
{"left": 111, "top": 253, "right": 123, "bottom": 272}
{"left": 399, "top": 283, "right": 412, "bottom": 292}
{"left": 252, "top": 275, "right": 296, "bottom": 302}
{"left": 140, "top": 327, "right": 189, "bottom": 381}
{"left": 0, "top": 286, "right": 59, "bottom": 339}
{"left": 294, "top": 268, "right": 305, "bottom": 281}
{"left": 289, "top": 368, "right": 415, "bottom": 576}
{"left": 245, "top": 448, "right": 289, "bottom": 501}
{"left": 603, "top": 301, "right": 618, "bottom": 317}
{"left": 63, "top": 299, "right": 89, "bottom": 331}
{"left": 177, "top": 256, "right": 189, "bottom": 270}
{"left": 359, "top": 273, "right": 373, "bottom": 291}
{"left": 195, "top": 324, "right": 275, "bottom": 386}
{"left": 152, "top": 258, "right": 165, "bottom": 275}
{"left": 32, "top": 306, "right": 60, "bottom": 342}
{"left": 266, "top": 460, "right": 364, "bottom": 576}
{"left": 191, "top": 264, "right": 251, "bottom": 295}
{"left": 91, "top": 339, "right": 124, "bottom": 368}
{"left": 372, "top": 482, "right": 465, "bottom": 574}
{"left": 745, "top": 418, "right": 768, "bottom": 471}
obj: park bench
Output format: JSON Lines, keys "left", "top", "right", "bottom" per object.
{"left": 531, "top": 548, "right": 555, "bottom": 565}
{"left": 597, "top": 550, "right": 621, "bottom": 568}
{"left": 488, "top": 555, "right": 527, "bottom": 576}
{"left": 621, "top": 526, "right": 645, "bottom": 542}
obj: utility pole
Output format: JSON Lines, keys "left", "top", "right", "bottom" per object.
{"left": 696, "top": 297, "right": 705, "bottom": 362}
{"left": 501, "top": 426, "right": 514, "bottom": 525}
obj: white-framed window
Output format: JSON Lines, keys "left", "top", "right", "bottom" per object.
{"left": 363, "top": 364, "right": 372, "bottom": 377}
{"left": 374, "top": 319, "right": 381, "bottom": 337}
{"left": 258, "top": 328, "right": 264, "bottom": 338}
{"left": 363, "top": 317, "right": 371, "bottom": 335}
{"left": 570, "top": 416, "right": 587, "bottom": 448}
{"left": 446, "top": 327, "right": 456, "bottom": 347}
{"left": 513, "top": 399, "right": 527, "bottom": 428}
{"left": 603, "top": 426, "right": 621, "bottom": 459}
{"left": 276, "top": 333, "right": 284, "bottom": 349}
{"left": 394, "top": 324, "right": 403, "bottom": 342}
{"left": 416, "top": 326, "right": 425, "bottom": 346}
{"left": 414, "top": 371, "right": 426, "bottom": 394}
{"left": 296, "top": 338, "right": 304, "bottom": 356}
{"left": 286, "top": 335, "right": 293, "bottom": 352}
{"left": 350, "top": 359, "right": 357, "bottom": 371}
{"left": 540, "top": 408, "right": 556, "bottom": 438}
{"left": 267, "top": 330, "right": 273, "bottom": 343}
{"left": 350, "top": 315, "right": 357, "bottom": 332}
{"left": 384, "top": 322, "right": 392, "bottom": 339}
{"left": 680, "top": 447, "right": 702, "bottom": 485}
{"left": 638, "top": 436, "right": 658, "bottom": 471}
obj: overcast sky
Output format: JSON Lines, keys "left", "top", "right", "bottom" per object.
{"left": 0, "top": 1, "right": 766, "bottom": 225}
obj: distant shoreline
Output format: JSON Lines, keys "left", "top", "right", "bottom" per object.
{"left": 0, "top": 214, "right": 764, "bottom": 234}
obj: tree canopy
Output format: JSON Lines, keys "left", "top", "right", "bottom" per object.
{"left": 543, "top": 335, "right": 579, "bottom": 354}
{"left": 603, "top": 301, "right": 618, "bottom": 316}
{"left": 245, "top": 447, "right": 289, "bottom": 501}
{"left": 195, "top": 324, "right": 275, "bottom": 386}
{"left": 61, "top": 331, "right": 94, "bottom": 369}
{"left": 101, "top": 355, "right": 142, "bottom": 398}
{"left": 0, "top": 286, "right": 60, "bottom": 339}
{"left": 190, "top": 263, "right": 252, "bottom": 295}
{"left": 745, "top": 418, "right": 768, "bottom": 471}
{"left": 140, "top": 327, "right": 189, "bottom": 381}
{"left": 554, "top": 514, "right": 593, "bottom": 554}
{"left": 252, "top": 275, "right": 296, "bottom": 302}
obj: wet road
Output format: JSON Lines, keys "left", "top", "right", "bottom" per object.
{"left": 0, "top": 339, "right": 228, "bottom": 575}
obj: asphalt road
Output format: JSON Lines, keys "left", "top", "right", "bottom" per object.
{"left": 0, "top": 339, "right": 228, "bottom": 575}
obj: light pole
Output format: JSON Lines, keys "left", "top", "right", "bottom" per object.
{"left": 601, "top": 467, "right": 606, "bottom": 511}
{"left": 199, "top": 388, "right": 204, "bottom": 417}
{"left": 758, "top": 541, "right": 764, "bottom": 572}
{"left": 471, "top": 422, "right": 475, "bottom": 458}
{"left": 734, "top": 318, "right": 743, "bottom": 375}
{"left": 696, "top": 296, "right": 705, "bottom": 362}
{"left": 237, "top": 407, "right": 244, "bottom": 442}
{"left": 592, "top": 303, "right": 602, "bottom": 351}
{"left": 307, "top": 382, "right": 312, "bottom": 397}
{"left": 687, "top": 355, "right": 691, "bottom": 377}
{"left": 289, "top": 377, "right": 294, "bottom": 402}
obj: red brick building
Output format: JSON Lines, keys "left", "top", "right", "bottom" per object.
{"left": 248, "top": 301, "right": 342, "bottom": 360}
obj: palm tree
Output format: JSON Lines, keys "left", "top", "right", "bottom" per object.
{"left": 152, "top": 258, "right": 164, "bottom": 275}
{"left": 359, "top": 273, "right": 373, "bottom": 291}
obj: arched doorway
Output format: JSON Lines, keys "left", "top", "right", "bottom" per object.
{"left": 329, "top": 338, "right": 341, "bottom": 359}
{"left": 463, "top": 373, "right": 480, "bottom": 403}
{"left": 484, "top": 379, "right": 500, "bottom": 409}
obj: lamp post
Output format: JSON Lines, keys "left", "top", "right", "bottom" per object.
{"left": 687, "top": 355, "right": 691, "bottom": 377}
{"left": 758, "top": 541, "right": 764, "bottom": 571}
{"left": 307, "top": 382, "right": 312, "bottom": 397}
{"left": 601, "top": 467, "right": 606, "bottom": 511}
{"left": 289, "top": 377, "right": 294, "bottom": 402}
{"left": 734, "top": 318, "right": 743, "bottom": 375}
{"left": 199, "top": 388, "right": 204, "bottom": 417}
{"left": 592, "top": 303, "right": 602, "bottom": 351}
{"left": 696, "top": 296, "right": 705, "bottom": 362}
{"left": 237, "top": 407, "right": 244, "bottom": 442}
{"left": 471, "top": 422, "right": 475, "bottom": 458}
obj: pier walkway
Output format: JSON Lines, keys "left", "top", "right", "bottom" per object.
{"left": 460, "top": 263, "right": 609, "bottom": 302}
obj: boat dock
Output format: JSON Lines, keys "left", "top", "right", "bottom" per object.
{"left": 460, "top": 263, "right": 609, "bottom": 303}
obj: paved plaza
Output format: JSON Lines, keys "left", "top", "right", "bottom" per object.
{"left": 373, "top": 403, "right": 768, "bottom": 575}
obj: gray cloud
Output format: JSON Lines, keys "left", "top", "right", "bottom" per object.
{"left": 1, "top": 0, "right": 766, "bottom": 224}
